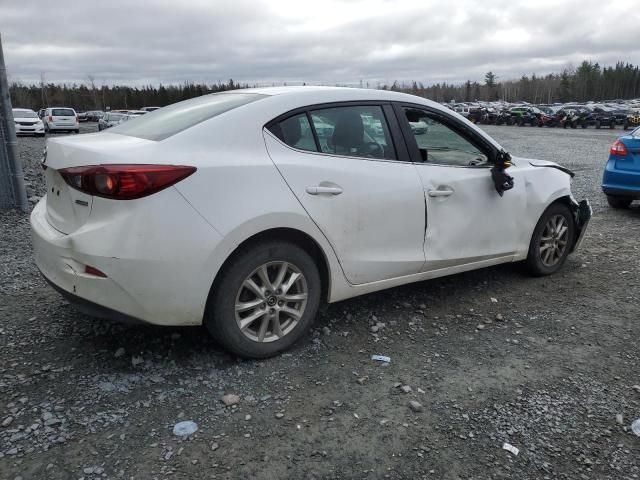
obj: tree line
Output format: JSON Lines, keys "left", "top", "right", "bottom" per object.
{"left": 9, "top": 60, "right": 640, "bottom": 111}
{"left": 385, "top": 61, "right": 640, "bottom": 104}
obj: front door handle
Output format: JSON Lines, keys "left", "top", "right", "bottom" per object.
{"left": 306, "top": 186, "right": 343, "bottom": 195}
{"left": 428, "top": 188, "right": 454, "bottom": 197}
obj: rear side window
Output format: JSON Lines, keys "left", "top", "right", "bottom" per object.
{"left": 110, "top": 93, "right": 266, "bottom": 141}
{"left": 310, "top": 105, "right": 397, "bottom": 160}
{"left": 267, "top": 114, "right": 318, "bottom": 152}
{"left": 52, "top": 109, "right": 75, "bottom": 116}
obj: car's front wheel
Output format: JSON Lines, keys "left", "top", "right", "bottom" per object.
{"left": 607, "top": 195, "right": 632, "bottom": 209}
{"left": 526, "top": 203, "right": 575, "bottom": 276}
{"left": 205, "top": 241, "right": 321, "bottom": 358}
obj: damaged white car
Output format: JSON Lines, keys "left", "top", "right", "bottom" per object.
{"left": 31, "top": 87, "right": 591, "bottom": 358}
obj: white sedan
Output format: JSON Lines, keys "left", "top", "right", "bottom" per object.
{"left": 31, "top": 87, "right": 591, "bottom": 358}
{"left": 13, "top": 108, "right": 45, "bottom": 136}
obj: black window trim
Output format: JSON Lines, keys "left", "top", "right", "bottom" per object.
{"left": 392, "top": 102, "right": 499, "bottom": 167}
{"left": 264, "top": 100, "right": 411, "bottom": 163}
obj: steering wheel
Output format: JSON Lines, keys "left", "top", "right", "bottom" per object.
{"left": 360, "top": 142, "right": 384, "bottom": 158}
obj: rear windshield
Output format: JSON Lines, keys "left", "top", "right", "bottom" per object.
{"left": 108, "top": 113, "right": 125, "bottom": 121}
{"left": 13, "top": 110, "right": 38, "bottom": 118}
{"left": 52, "top": 108, "right": 75, "bottom": 116}
{"left": 110, "top": 93, "right": 267, "bottom": 141}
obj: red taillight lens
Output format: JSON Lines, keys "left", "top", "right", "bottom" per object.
{"left": 48, "top": 115, "right": 53, "bottom": 121}
{"left": 58, "top": 164, "right": 196, "bottom": 200}
{"left": 75, "top": 116, "right": 79, "bottom": 124}
{"left": 610, "top": 140, "right": 628, "bottom": 156}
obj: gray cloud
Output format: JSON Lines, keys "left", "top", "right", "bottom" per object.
{"left": 2, "top": 0, "right": 639, "bottom": 86}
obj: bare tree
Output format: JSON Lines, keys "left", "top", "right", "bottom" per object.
{"left": 87, "top": 74, "right": 98, "bottom": 109}
{"left": 40, "top": 71, "right": 47, "bottom": 108}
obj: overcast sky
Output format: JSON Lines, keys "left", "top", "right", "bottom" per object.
{"left": 2, "top": 0, "right": 639, "bottom": 87}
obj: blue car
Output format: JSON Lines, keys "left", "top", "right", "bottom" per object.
{"left": 602, "top": 126, "right": 640, "bottom": 208}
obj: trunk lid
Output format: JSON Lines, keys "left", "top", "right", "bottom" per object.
{"left": 43, "top": 132, "right": 156, "bottom": 234}
{"left": 616, "top": 136, "right": 640, "bottom": 172}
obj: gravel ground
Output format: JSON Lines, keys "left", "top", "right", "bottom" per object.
{"left": 1, "top": 123, "right": 639, "bottom": 479}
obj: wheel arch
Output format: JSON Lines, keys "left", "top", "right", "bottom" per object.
{"left": 206, "top": 227, "right": 334, "bottom": 314}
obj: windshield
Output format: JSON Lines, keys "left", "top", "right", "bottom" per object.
{"left": 108, "top": 114, "right": 125, "bottom": 121}
{"left": 110, "top": 92, "right": 266, "bottom": 141}
{"left": 13, "top": 110, "right": 38, "bottom": 118}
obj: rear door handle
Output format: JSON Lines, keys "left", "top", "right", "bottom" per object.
{"left": 306, "top": 186, "right": 343, "bottom": 195}
{"left": 428, "top": 188, "right": 454, "bottom": 197}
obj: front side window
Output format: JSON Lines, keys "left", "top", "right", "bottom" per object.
{"left": 268, "top": 113, "right": 317, "bottom": 152}
{"left": 310, "top": 105, "right": 397, "bottom": 160}
{"left": 404, "top": 108, "right": 489, "bottom": 167}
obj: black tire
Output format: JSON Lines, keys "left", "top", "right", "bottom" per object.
{"left": 571, "top": 122, "right": 577, "bottom": 129}
{"left": 526, "top": 202, "right": 576, "bottom": 277}
{"left": 595, "top": 121, "right": 601, "bottom": 129}
{"left": 205, "top": 241, "right": 321, "bottom": 358}
{"left": 606, "top": 195, "right": 632, "bottom": 209}
{"left": 609, "top": 121, "right": 615, "bottom": 130}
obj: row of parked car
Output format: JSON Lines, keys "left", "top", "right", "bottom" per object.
{"left": 446, "top": 101, "right": 640, "bottom": 130}
{"left": 11, "top": 106, "right": 161, "bottom": 136}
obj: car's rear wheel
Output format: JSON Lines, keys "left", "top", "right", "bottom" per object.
{"left": 526, "top": 203, "right": 575, "bottom": 276}
{"left": 205, "top": 241, "right": 321, "bottom": 358}
{"left": 606, "top": 195, "right": 632, "bottom": 209}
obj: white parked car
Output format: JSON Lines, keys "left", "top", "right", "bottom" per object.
{"left": 12, "top": 108, "right": 45, "bottom": 136}
{"left": 31, "top": 87, "right": 591, "bottom": 358}
{"left": 42, "top": 107, "right": 79, "bottom": 134}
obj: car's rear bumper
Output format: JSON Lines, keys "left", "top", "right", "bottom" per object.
{"left": 602, "top": 161, "right": 640, "bottom": 197}
{"left": 47, "top": 124, "right": 79, "bottom": 131}
{"left": 30, "top": 189, "right": 224, "bottom": 327}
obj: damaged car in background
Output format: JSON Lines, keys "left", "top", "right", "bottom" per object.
{"left": 31, "top": 87, "right": 591, "bottom": 358}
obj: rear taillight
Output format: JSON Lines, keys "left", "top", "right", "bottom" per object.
{"left": 75, "top": 116, "right": 79, "bottom": 124}
{"left": 48, "top": 115, "right": 53, "bottom": 122}
{"left": 58, "top": 164, "right": 196, "bottom": 200}
{"left": 610, "top": 140, "right": 628, "bottom": 156}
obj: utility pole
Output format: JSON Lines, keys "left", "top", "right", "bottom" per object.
{"left": 0, "top": 33, "right": 28, "bottom": 211}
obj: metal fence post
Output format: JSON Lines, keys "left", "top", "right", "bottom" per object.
{"left": 0, "top": 33, "right": 28, "bottom": 212}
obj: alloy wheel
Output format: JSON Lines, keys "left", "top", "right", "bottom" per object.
{"left": 539, "top": 214, "right": 569, "bottom": 267}
{"left": 234, "top": 261, "right": 308, "bottom": 343}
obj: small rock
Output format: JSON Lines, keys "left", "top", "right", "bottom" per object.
{"left": 131, "top": 356, "right": 143, "bottom": 367}
{"left": 632, "top": 385, "right": 640, "bottom": 393}
{"left": 83, "top": 467, "right": 95, "bottom": 475}
{"left": 490, "top": 297, "right": 498, "bottom": 303}
{"left": 2, "top": 416, "right": 13, "bottom": 427}
{"left": 322, "top": 326, "right": 331, "bottom": 336}
{"left": 245, "top": 414, "right": 252, "bottom": 421}
{"left": 400, "top": 385, "right": 412, "bottom": 394}
{"left": 370, "top": 325, "right": 379, "bottom": 333}
{"left": 408, "top": 401, "right": 424, "bottom": 413}
{"left": 211, "top": 442, "right": 219, "bottom": 451}
{"left": 616, "top": 414, "right": 624, "bottom": 425}
{"left": 221, "top": 394, "right": 240, "bottom": 407}
{"left": 476, "top": 324, "right": 485, "bottom": 330}
{"left": 275, "top": 412, "right": 285, "bottom": 419}
{"left": 495, "top": 314, "right": 504, "bottom": 321}
{"left": 114, "top": 347, "right": 125, "bottom": 358}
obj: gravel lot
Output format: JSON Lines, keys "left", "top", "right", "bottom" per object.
{"left": 1, "top": 123, "right": 639, "bottom": 479}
